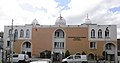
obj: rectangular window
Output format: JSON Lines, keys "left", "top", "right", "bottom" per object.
{"left": 90, "top": 42, "right": 97, "bottom": 49}
{"left": 7, "top": 41, "right": 10, "bottom": 47}
{"left": 54, "top": 42, "right": 64, "bottom": 49}
{"left": 118, "top": 52, "right": 120, "bottom": 56}
{"left": 118, "top": 45, "right": 120, "bottom": 50}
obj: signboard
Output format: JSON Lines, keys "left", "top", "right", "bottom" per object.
{"left": 68, "top": 36, "right": 86, "bottom": 41}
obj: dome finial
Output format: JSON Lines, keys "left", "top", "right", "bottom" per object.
{"left": 84, "top": 13, "right": 92, "bottom": 24}
{"left": 60, "top": 13, "right": 62, "bottom": 20}
{"left": 55, "top": 13, "right": 66, "bottom": 25}
{"left": 87, "top": 13, "right": 89, "bottom": 19}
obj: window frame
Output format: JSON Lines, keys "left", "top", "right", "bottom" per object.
{"left": 14, "top": 29, "right": 18, "bottom": 38}
{"left": 54, "top": 29, "right": 64, "bottom": 38}
{"left": 26, "top": 29, "right": 30, "bottom": 38}
{"left": 105, "top": 27, "right": 109, "bottom": 38}
{"left": 91, "top": 29, "right": 95, "bottom": 38}
{"left": 89, "top": 42, "right": 97, "bottom": 49}
{"left": 54, "top": 42, "right": 64, "bottom": 49}
{"left": 98, "top": 29, "right": 102, "bottom": 38}
{"left": 20, "top": 29, "right": 24, "bottom": 38}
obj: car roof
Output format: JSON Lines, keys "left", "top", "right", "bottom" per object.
{"left": 30, "top": 60, "right": 49, "bottom": 63}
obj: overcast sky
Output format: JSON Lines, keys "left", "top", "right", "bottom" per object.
{"left": 0, "top": 0, "right": 120, "bottom": 38}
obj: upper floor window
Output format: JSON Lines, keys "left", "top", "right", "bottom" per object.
{"left": 105, "top": 27, "right": 109, "bottom": 38}
{"left": 90, "top": 42, "right": 97, "bottom": 49}
{"left": 54, "top": 42, "right": 64, "bottom": 49}
{"left": 98, "top": 29, "right": 102, "bottom": 38}
{"left": 118, "top": 45, "right": 120, "bottom": 50}
{"left": 26, "top": 29, "right": 30, "bottom": 38}
{"left": 14, "top": 29, "right": 18, "bottom": 38}
{"left": 20, "top": 29, "right": 24, "bottom": 38}
{"left": 54, "top": 29, "right": 64, "bottom": 38}
{"left": 91, "top": 29, "right": 95, "bottom": 38}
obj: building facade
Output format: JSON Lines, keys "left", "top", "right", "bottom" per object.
{"left": 117, "top": 39, "right": 120, "bottom": 62}
{"left": 0, "top": 32, "right": 3, "bottom": 62}
{"left": 4, "top": 15, "right": 117, "bottom": 62}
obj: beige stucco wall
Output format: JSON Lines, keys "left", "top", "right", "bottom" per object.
{"left": 13, "top": 26, "right": 117, "bottom": 58}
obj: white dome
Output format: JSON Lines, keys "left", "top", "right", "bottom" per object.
{"left": 32, "top": 19, "right": 39, "bottom": 25}
{"left": 84, "top": 14, "right": 92, "bottom": 24}
{"left": 55, "top": 15, "right": 66, "bottom": 25}
{"left": 85, "top": 18, "right": 92, "bottom": 24}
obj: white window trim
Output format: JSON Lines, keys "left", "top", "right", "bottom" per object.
{"left": 89, "top": 42, "right": 97, "bottom": 49}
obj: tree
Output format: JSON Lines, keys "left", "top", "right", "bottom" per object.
{"left": 82, "top": 51, "right": 86, "bottom": 55}
{"left": 76, "top": 52, "right": 81, "bottom": 55}
{"left": 65, "top": 50, "right": 70, "bottom": 58}
{"left": 40, "top": 50, "right": 51, "bottom": 58}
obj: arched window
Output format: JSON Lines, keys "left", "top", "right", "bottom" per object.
{"left": 91, "top": 29, "right": 95, "bottom": 38}
{"left": 98, "top": 29, "right": 102, "bottom": 38}
{"left": 20, "top": 29, "right": 24, "bottom": 38}
{"left": 26, "top": 29, "right": 30, "bottom": 38}
{"left": 22, "top": 42, "right": 31, "bottom": 58}
{"left": 14, "top": 29, "right": 18, "bottom": 38}
{"left": 106, "top": 43, "right": 113, "bottom": 50}
{"left": 25, "top": 42, "right": 31, "bottom": 48}
{"left": 9, "top": 29, "right": 12, "bottom": 36}
{"left": 54, "top": 29, "right": 64, "bottom": 38}
{"left": 105, "top": 27, "right": 109, "bottom": 38}
{"left": 88, "top": 53, "right": 94, "bottom": 60}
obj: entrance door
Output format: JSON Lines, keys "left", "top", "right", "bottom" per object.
{"left": 22, "top": 42, "right": 32, "bottom": 58}
{"left": 22, "top": 51, "right": 31, "bottom": 58}
{"left": 53, "top": 53, "right": 60, "bottom": 62}
{"left": 110, "top": 54, "right": 115, "bottom": 61}
{"left": 27, "top": 52, "right": 31, "bottom": 58}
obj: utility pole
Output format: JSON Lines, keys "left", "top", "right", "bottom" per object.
{"left": 104, "top": 37, "right": 107, "bottom": 63}
{"left": 10, "top": 19, "right": 14, "bottom": 63}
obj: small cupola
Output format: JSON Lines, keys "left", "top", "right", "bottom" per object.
{"left": 31, "top": 19, "right": 40, "bottom": 26}
{"left": 84, "top": 14, "right": 92, "bottom": 24}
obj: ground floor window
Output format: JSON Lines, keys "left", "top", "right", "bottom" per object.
{"left": 89, "top": 42, "right": 97, "bottom": 49}
{"left": 88, "top": 53, "right": 95, "bottom": 60}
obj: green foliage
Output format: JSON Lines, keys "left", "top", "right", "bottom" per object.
{"left": 65, "top": 50, "right": 70, "bottom": 58}
{"left": 76, "top": 52, "right": 81, "bottom": 55}
{"left": 82, "top": 51, "right": 86, "bottom": 55}
{"left": 40, "top": 50, "right": 51, "bottom": 58}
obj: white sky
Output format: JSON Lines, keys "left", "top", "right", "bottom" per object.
{"left": 0, "top": 0, "right": 120, "bottom": 38}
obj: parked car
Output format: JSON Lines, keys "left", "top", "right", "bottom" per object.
{"left": 62, "top": 55, "right": 88, "bottom": 63}
{"left": 30, "top": 59, "right": 52, "bottom": 63}
{"left": 8, "top": 54, "right": 30, "bottom": 63}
